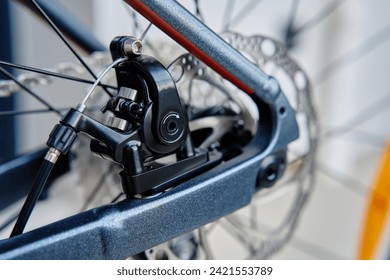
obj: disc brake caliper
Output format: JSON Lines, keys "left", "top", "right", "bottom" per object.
{"left": 47, "top": 36, "right": 222, "bottom": 197}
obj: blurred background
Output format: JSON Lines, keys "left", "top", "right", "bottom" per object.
{"left": 1, "top": 0, "right": 390, "bottom": 259}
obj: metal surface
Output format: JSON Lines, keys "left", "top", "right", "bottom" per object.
{"left": 44, "top": 148, "right": 60, "bottom": 164}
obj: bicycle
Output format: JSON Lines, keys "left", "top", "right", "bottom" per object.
{"left": 0, "top": 0, "right": 387, "bottom": 259}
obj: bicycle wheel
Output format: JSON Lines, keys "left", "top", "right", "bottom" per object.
{"left": 0, "top": 0, "right": 388, "bottom": 259}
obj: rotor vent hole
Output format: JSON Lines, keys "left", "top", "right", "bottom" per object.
{"left": 294, "top": 71, "right": 307, "bottom": 91}
{"left": 261, "top": 39, "right": 276, "bottom": 57}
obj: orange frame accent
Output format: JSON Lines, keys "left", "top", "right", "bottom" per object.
{"left": 358, "top": 141, "right": 390, "bottom": 259}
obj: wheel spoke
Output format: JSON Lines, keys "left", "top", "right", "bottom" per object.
{"left": 323, "top": 128, "right": 387, "bottom": 149}
{"left": 294, "top": 0, "right": 347, "bottom": 36}
{"left": 315, "top": 22, "right": 390, "bottom": 84}
{"left": 0, "top": 105, "right": 102, "bottom": 117}
{"left": 221, "top": 0, "right": 235, "bottom": 31}
{"left": 222, "top": 0, "right": 264, "bottom": 31}
{"left": 318, "top": 92, "right": 390, "bottom": 149}
{"left": 0, "top": 108, "right": 62, "bottom": 117}
{"left": 0, "top": 211, "right": 19, "bottom": 234}
{"left": 255, "top": 221, "right": 347, "bottom": 259}
{"left": 220, "top": 216, "right": 261, "bottom": 253}
{"left": 286, "top": 0, "right": 300, "bottom": 30}
{"left": 111, "top": 193, "right": 124, "bottom": 204}
{"left": 29, "top": 0, "right": 113, "bottom": 97}
{"left": 0, "top": 66, "right": 61, "bottom": 116}
{"left": 193, "top": 0, "right": 205, "bottom": 22}
{"left": 284, "top": 0, "right": 300, "bottom": 48}
{"left": 121, "top": 2, "right": 140, "bottom": 36}
{"left": 0, "top": 60, "right": 117, "bottom": 90}
{"left": 323, "top": 93, "right": 390, "bottom": 138}
{"left": 315, "top": 161, "right": 367, "bottom": 197}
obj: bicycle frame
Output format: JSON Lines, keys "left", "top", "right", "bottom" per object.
{"left": 0, "top": 0, "right": 298, "bottom": 259}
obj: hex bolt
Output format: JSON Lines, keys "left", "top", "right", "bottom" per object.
{"left": 256, "top": 155, "right": 285, "bottom": 189}
{"left": 264, "top": 163, "right": 278, "bottom": 182}
{"left": 123, "top": 37, "right": 143, "bottom": 56}
{"left": 160, "top": 113, "right": 184, "bottom": 143}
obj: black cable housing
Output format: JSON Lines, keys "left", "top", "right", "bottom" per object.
{"left": 10, "top": 158, "right": 55, "bottom": 237}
